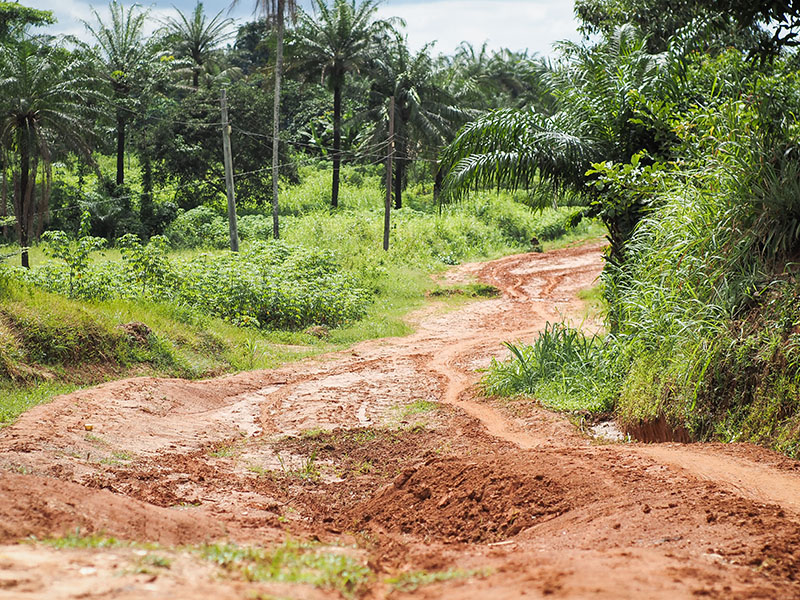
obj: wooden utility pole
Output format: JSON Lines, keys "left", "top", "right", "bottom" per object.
{"left": 271, "top": 0, "right": 285, "bottom": 240}
{"left": 220, "top": 88, "right": 239, "bottom": 252}
{"left": 383, "top": 95, "right": 395, "bottom": 251}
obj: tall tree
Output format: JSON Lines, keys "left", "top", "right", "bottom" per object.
{"left": 441, "top": 25, "right": 674, "bottom": 263}
{"left": 163, "top": 1, "right": 235, "bottom": 88}
{"left": 364, "top": 36, "right": 464, "bottom": 208}
{"left": 0, "top": 42, "right": 102, "bottom": 267}
{"left": 575, "top": 0, "right": 800, "bottom": 57}
{"left": 0, "top": 2, "right": 54, "bottom": 40}
{"left": 84, "top": 1, "right": 156, "bottom": 187}
{"left": 291, "top": 0, "right": 396, "bottom": 208}
{"left": 233, "top": 0, "right": 297, "bottom": 239}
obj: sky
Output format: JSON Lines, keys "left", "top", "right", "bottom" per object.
{"left": 32, "top": 0, "right": 583, "bottom": 58}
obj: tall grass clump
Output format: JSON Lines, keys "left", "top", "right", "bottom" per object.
{"left": 483, "top": 323, "right": 623, "bottom": 413}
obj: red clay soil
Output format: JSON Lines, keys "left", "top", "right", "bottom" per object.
{"left": 1, "top": 241, "right": 800, "bottom": 599}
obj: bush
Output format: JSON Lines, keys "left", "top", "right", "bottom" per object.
{"left": 24, "top": 238, "right": 369, "bottom": 331}
{"left": 483, "top": 323, "right": 623, "bottom": 413}
{"left": 165, "top": 206, "right": 229, "bottom": 249}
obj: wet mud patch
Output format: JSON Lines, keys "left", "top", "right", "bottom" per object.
{"left": 353, "top": 455, "right": 569, "bottom": 543}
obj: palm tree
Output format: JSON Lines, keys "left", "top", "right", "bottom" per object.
{"left": 0, "top": 41, "right": 102, "bottom": 268}
{"left": 232, "top": 0, "right": 297, "bottom": 239}
{"left": 441, "top": 25, "right": 673, "bottom": 262}
{"left": 164, "top": 2, "right": 235, "bottom": 88}
{"left": 83, "top": 1, "right": 157, "bottom": 187}
{"left": 291, "top": 0, "right": 396, "bottom": 208}
{"left": 363, "top": 35, "right": 466, "bottom": 208}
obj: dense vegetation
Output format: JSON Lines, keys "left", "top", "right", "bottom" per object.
{"left": 2, "top": 0, "right": 800, "bottom": 458}
{"left": 463, "top": 2, "right": 800, "bottom": 457}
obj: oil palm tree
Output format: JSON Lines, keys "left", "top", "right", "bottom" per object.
{"left": 83, "top": 1, "right": 157, "bottom": 186}
{"left": 0, "top": 41, "right": 102, "bottom": 267}
{"left": 441, "top": 25, "right": 674, "bottom": 261}
{"left": 164, "top": 1, "right": 235, "bottom": 88}
{"left": 363, "top": 35, "right": 466, "bottom": 208}
{"left": 291, "top": 0, "right": 397, "bottom": 208}
{"left": 232, "top": 0, "right": 297, "bottom": 239}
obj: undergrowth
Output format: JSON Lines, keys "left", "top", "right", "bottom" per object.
{"left": 485, "top": 81, "right": 800, "bottom": 457}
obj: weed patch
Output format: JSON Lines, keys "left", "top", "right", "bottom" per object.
{"left": 197, "top": 540, "right": 370, "bottom": 597}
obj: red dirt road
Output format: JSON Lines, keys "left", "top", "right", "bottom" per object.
{"left": 1, "top": 242, "right": 800, "bottom": 599}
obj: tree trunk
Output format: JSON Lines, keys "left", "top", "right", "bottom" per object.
{"left": 1, "top": 152, "right": 7, "bottom": 240}
{"left": 433, "top": 162, "right": 443, "bottom": 204}
{"left": 394, "top": 136, "right": 406, "bottom": 209}
{"left": 141, "top": 149, "right": 154, "bottom": 237}
{"left": 272, "top": 0, "right": 285, "bottom": 239}
{"left": 331, "top": 82, "right": 342, "bottom": 208}
{"left": 116, "top": 111, "right": 125, "bottom": 186}
{"left": 17, "top": 129, "right": 31, "bottom": 269}
{"left": 192, "top": 68, "right": 199, "bottom": 89}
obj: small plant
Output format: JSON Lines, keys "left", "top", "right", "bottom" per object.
{"left": 135, "top": 553, "right": 172, "bottom": 571}
{"left": 386, "top": 568, "right": 490, "bottom": 592}
{"left": 38, "top": 529, "right": 128, "bottom": 549}
{"left": 41, "top": 212, "right": 106, "bottom": 298}
{"left": 208, "top": 443, "right": 237, "bottom": 458}
{"left": 197, "top": 540, "right": 371, "bottom": 597}
{"left": 277, "top": 450, "right": 320, "bottom": 480}
{"left": 399, "top": 399, "right": 439, "bottom": 418}
{"left": 117, "top": 234, "right": 172, "bottom": 297}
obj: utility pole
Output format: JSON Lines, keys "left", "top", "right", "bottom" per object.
{"left": 220, "top": 88, "right": 239, "bottom": 252}
{"left": 383, "top": 95, "right": 395, "bottom": 251}
{"left": 271, "top": 0, "right": 285, "bottom": 240}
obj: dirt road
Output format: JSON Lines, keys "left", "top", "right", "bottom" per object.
{"left": 1, "top": 241, "right": 800, "bottom": 599}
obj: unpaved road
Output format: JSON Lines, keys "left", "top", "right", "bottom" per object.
{"left": 1, "top": 242, "right": 800, "bottom": 599}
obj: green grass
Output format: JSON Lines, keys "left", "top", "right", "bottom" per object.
{"left": 197, "top": 540, "right": 371, "bottom": 597}
{"left": 541, "top": 219, "right": 606, "bottom": 252}
{"left": 386, "top": 568, "right": 490, "bottom": 592}
{"left": 482, "top": 323, "right": 622, "bottom": 414}
{"left": 37, "top": 530, "right": 136, "bottom": 550}
{"left": 0, "top": 382, "right": 78, "bottom": 427}
{"left": 398, "top": 399, "right": 440, "bottom": 418}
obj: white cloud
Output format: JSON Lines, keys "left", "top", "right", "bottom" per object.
{"left": 34, "top": 0, "right": 581, "bottom": 57}
{"left": 34, "top": 0, "right": 249, "bottom": 41}
{"left": 377, "top": 0, "right": 581, "bottom": 57}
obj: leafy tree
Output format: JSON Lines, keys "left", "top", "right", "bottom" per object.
{"left": 441, "top": 43, "right": 555, "bottom": 114}
{"left": 163, "top": 1, "right": 235, "bottom": 88}
{"left": 363, "top": 35, "right": 465, "bottom": 208}
{"left": 0, "top": 2, "right": 54, "bottom": 40}
{"left": 83, "top": 1, "right": 159, "bottom": 186}
{"left": 441, "top": 25, "right": 675, "bottom": 263}
{"left": 233, "top": 0, "right": 297, "bottom": 239}
{"left": 231, "top": 19, "right": 271, "bottom": 74}
{"left": 150, "top": 78, "right": 291, "bottom": 211}
{"left": 575, "top": 0, "right": 800, "bottom": 57}
{"left": 0, "top": 41, "right": 102, "bottom": 268}
{"left": 290, "top": 0, "right": 396, "bottom": 208}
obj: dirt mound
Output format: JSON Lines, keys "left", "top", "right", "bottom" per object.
{"left": 0, "top": 472, "right": 223, "bottom": 544}
{"left": 354, "top": 455, "right": 569, "bottom": 543}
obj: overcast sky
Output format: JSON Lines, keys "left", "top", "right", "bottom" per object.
{"left": 33, "top": 0, "right": 582, "bottom": 57}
